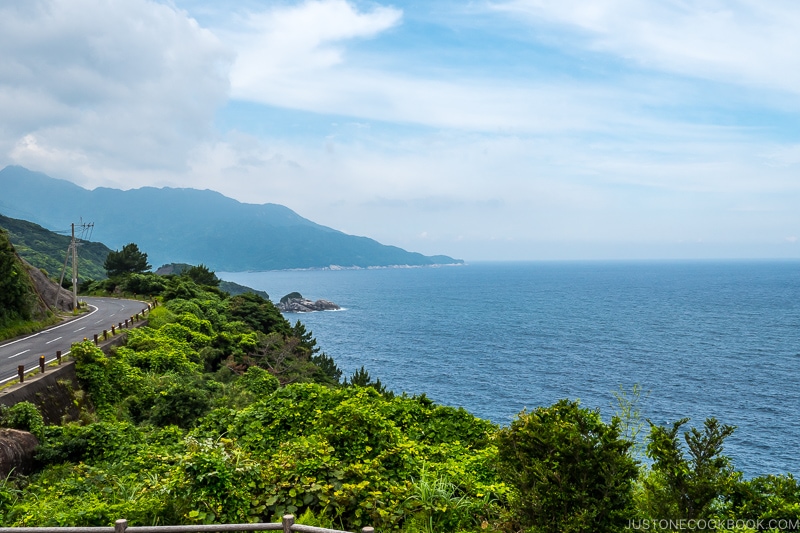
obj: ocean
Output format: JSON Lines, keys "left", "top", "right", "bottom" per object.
{"left": 219, "top": 260, "right": 800, "bottom": 478}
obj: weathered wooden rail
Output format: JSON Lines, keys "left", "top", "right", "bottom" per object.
{"left": 0, "top": 515, "right": 374, "bottom": 533}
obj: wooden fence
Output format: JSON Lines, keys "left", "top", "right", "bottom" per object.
{"left": 0, "top": 514, "right": 374, "bottom": 533}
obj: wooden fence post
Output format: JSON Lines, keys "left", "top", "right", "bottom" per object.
{"left": 17, "top": 365, "right": 24, "bottom": 383}
{"left": 115, "top": 519, "right": 127, "bottom": 533}
{"left": 57, "top": 350, "right": 62, "bottom": 364}
{"left": 282, "top": 514, "right": 295, "bottom": 533}
{"left": 39, "top": 356, "right": 45, "bottom": 373}
{"left": 93, "top": 334, "right": 98, "bottom": 345}
{"left": 362, "top": 527, "right": 375, "bottom": 533}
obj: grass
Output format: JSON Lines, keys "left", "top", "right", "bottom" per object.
{"left": 0, "top": 313, "right": 61, "bottom": 343}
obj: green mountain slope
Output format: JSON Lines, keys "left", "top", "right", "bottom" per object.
{"left": 0, "top": 213, "right": 112, "bottom": 282}
{"left": 0, "top": 165, "right": 463, "bottom": 271}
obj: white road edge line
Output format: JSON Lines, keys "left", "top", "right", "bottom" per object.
{"left": 0, "top": 350, "right": 72, "bottom": 384}
{"left": 0, "top": 304, "right": 100, "bottom": 348}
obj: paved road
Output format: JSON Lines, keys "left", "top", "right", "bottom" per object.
{"left": 0, "top": 297, "right": 150, "bottom": 383}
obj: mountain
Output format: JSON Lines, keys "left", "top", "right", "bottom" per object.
{"left": 0, "top": 213, "right": 112, "bottom": 282}
{"left": 0, "top": 166, "right": 463, "bottom": 271}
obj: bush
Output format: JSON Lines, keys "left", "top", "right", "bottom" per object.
{"left": 641, "top": 417, "right": 739, "bottom": 522}
{"left": 496, "top": 399, "right": 638, "bottom": 533}
{"left": 0, "top": 402, "right": 44, "bottom": 440}
{"left": 239, "top": 366, "right": 279, "bottom": 396}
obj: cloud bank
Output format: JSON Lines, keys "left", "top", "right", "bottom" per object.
{"left": 0, "top": 0, "right": 798, "bottom": 260}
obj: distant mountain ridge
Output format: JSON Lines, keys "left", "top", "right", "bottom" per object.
{"left": 0, "top": 166, "right": 463, "bottom": 271}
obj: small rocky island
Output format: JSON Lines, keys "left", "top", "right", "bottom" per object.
{"left": 277, "top": 292, "right": 341, "bottom": 313}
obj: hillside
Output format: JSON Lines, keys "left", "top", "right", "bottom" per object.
{"left": 0, "top": 213, "right": 112, "bottom": 282}
{"left": 0, "top": 229, "right": 72, "bottom": 337}
{"left": 0, "top": 166, "right": 463, "bottom": 271}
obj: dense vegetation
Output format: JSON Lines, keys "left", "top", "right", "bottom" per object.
{"left": 156, "top": 263, "right": 269, "bottom": 299}
{"left": 1, "top": 265, "right": 799, "bottom": 532}
{"left": 0, "top": 228, "right": 61, "bottom": 339}
{"left": 0, "top": 229, "right": 39, "bottom": 329}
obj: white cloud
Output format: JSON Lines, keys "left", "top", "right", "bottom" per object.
{"left": 0, "top": 0, "right": 232, "bottom": 178}
{"left": 492, "top": 0, "right": 800, "bottom": 95}
{"left": 228, "top": 0, "right": 401, "bottom": 106}
{"left": 224, "top": 0, "right": 657, "bottom": 134}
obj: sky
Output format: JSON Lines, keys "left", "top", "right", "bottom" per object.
{"left": 1, "top": 0, "right": 799, "bottom": 261}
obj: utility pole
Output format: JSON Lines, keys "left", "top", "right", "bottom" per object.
{"left": 71, "top": 223, "right": 78, "bottom": 309}
{"left": 56, "top": 221, "right": 93, "bottom": 310}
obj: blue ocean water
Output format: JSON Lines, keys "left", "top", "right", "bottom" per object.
{"left": 219, "top": 261, "right": 800, "bottom": 477}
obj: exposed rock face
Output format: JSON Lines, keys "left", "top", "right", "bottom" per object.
{"left": 0, "top": 428, "right": 39, "bottom": 478}
{"left": 24, "top": 258, "right": 74, "bottom": 312}
{"left": 277, "top": 295, "right": 340, "bottom": 313}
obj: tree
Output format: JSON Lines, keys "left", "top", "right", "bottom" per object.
{"left": 0, "top": 230, "right": 35, "bottom": 325}
{"left": 226, "top": 292, "right": 288, "bottom": 336}
{"left": 496, "top": 399, "right": 638, "bottom": 533}
{"left": 182, "top": 264, "right": 220, "bottom": 287}
{"left": 104, "top": 243, "right": 151, "bottom": 277}
{"left": 641, "top": 417, "right": 739, "bottom": 522}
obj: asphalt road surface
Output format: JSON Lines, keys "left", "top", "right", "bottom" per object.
{"left": 0, "top": 297, "right": 150, "bottom": 383}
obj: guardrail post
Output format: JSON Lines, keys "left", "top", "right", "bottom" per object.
{"left": 18, "top": 365, "right": 24, "bottom": 383}
{"left": 119, "top": 322, "right": 122, "bottom": 330}
{"left": 125, "top": 318, "right": 129, "bottom": 328}
{"left": 93, "top": 334, "right": 98, "bottom": 345}
{"left": 103, "top": 329, "right": 108, "bottom": 340}
{"left": 115, "top": 519, "right": 127, "bottom": 533}
{"left": 39, "top": 356, "right": 45, "bottom": 373}
{"left": 111, "top": 325, "right": 116, "bottom": 335}
{"left": 282, "top": 514, "right": 295, "bottom": 533}
{"left": 57, "top": 350, "right": 62, "bottom": 364}
{"left": 362, "top": 527, "right": 375, "bottom": 533}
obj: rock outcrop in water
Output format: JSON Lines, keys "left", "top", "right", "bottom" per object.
{"left": 277, "top": 293, "right": 340, "bottom": 313}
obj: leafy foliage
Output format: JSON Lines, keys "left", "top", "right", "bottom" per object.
{"left": 181, "top": 264, "right": 220, "bottom": 287}
{"left": 640, "top": 417, "right": 739, "bottom": 522}
{"left": 0, "top": 402, "right": 45, "bottom": 440}
{"left": 1, "top": 272, "right": 782, "bottom": 532}
{"left": 496, "top": 399, "right": 638, "bottom": 533}
{"left": 0, "top": 230, "right": 37, "bottom": 327}
{"left": 104, "top": 243, "right": 151, "bottom": 277}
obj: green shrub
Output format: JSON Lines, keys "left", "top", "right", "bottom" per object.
{"left": 497, "top": 399, "right": 638, "bottom": 533}
{"left": 239, "top": 366, "right": 279, "bottom": 396}
{"left": 0, "top": 402, "right": 44, "bottom": 440}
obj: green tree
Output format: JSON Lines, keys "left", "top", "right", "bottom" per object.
{"left": 104, "top": 243, "right": 151, "bottom": 277}
{"left": 182, "top": 264, "right": 220, "bottom": 287}
{"left": 0, "top": 230, "right": 36, "bottom": 326}
{"left": 496, "top": 399, "right": 638, "bottom": 533}
{"left": 226, "top": 292, "right": 288, "bottom": 336}
{"left": 641, "top": 417, "right": 738, "bottom": 522}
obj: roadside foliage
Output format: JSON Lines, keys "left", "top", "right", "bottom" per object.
{"left": 1, "top": 270, "right": 798, "bottom": 532}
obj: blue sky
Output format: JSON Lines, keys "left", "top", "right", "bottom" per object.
{"left": 1, "top": 0, "right": 799, "bottom": 261}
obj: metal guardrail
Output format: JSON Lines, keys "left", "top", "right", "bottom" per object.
{"left": 0, "top": 515, "right": 374, "bottom": 533}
